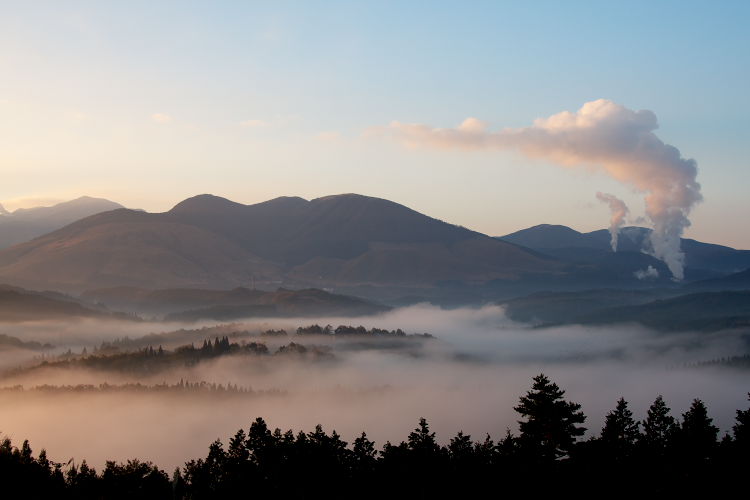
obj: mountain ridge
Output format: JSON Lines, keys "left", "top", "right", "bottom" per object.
{"left": 0, "top": 196, "right": 125, "bottom": 249}
{"left": 499, "top": 224, "right": 750, "bottom": 277}
{"left": 0, "top": 193, "right": 559, "bottom": 292}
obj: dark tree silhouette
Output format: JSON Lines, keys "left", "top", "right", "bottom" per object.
{"left": 2, "top": 375, "right": 749, "bottom": 498}
{"left": 600, "top": 397, "right": 640, "bottom": 460}
{"left": 514, "top": 373, "right": 586, "bottom": 461}
{"left": 676, "top": 399, "right": 719, "bottom": 463}
{"left": 640, "top": 395, "right": 677, "bottom": 453}
{"left": 733, "top": 393, "right": 750, "bottom": 446}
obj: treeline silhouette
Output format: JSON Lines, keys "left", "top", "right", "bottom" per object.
{"left": 688, "top": 354, "right": 750, "bottom": 369}
{"left": 294, "top": 323, "right": 432, "bottom": 338}
{"left": 0, "top": 380, "right": 283, "bottom": 398}
{"left": 2, "top": 374, "right": 748, "bottom": 498}
{"left": 14, "top": 324, "right": 436, "bottom": 378}
{"left": 14, "top": 337, "right": 333, "bottom": 377}
{"left": 92, "top": 323, "right": 431, "bottom": 353}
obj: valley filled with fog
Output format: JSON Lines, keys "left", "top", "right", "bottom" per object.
{"left": 1, "top": 304, "right": 746, "bottom": 471}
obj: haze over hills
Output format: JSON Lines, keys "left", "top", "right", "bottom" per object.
{"left": 82, "top": 286, "right": 390, "bottom": 321}
{"left": 0, "top": 284, "right": 134, "bottom": 323}
{"left": 686, "top": 268, "right": 750, "bottom": 291}
{"left": 0, "top": 194, "right": 560, "bottom": 293}
{"left": 0, "top": 282, "right": 389, "bottom": 323}
{"left": 499, "top": 224, "right": 750, "bottom": 280}
{"left": 500, "top": 288, "right": 750, "bottom": 332}
{"left": 0, "top": 196, "right": 125, "bottom": 249}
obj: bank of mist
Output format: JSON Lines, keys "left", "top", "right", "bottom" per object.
{"left": 0, "top": 304, "right": 747, "bottom": 471}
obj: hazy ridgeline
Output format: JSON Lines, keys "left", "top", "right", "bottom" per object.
{"left": 0, "top": 304, "right": 748, "bottom": 471}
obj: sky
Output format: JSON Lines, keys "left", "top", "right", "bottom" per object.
{"left": 1, "top": 1, "right": 749, "bottom": 247}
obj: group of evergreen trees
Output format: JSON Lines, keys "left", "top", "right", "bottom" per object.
{"left": 295, "top": 324, "right": 412, "bottom": 337}
{"left": 2, "top": 374, "right": 748, "bottom": 498}
{"left": 15, "top": 338, "right": 327, "bottom": 377}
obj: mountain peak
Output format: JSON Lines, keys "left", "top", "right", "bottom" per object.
{"left": 313, "top": 193, "right": 372, "bottom": 202}
{"left": 0, "top": 203, "right": 8, "bottom": 216}
{"left": 530, "top": 224, "right": 581, "bottom": 234}
{"left": 311, "top": 193, "right": 392, "bottom": 205}
{"left": 169, "top": 194, "right": 245, "bottom": 214}
{"left": 310, "top": 193, "right": 412, "bottom": 213}
{"left": 501, "top": 224, "right": 584, "bottom": 249}
{"left": 60, "top": 196, "right": 123, "bottom": 208}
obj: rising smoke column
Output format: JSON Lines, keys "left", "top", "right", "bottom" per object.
{"left": 596, "top": 192, "right": 629, "bottom": 252}
{"left": 382, "top": 99, "right": 702, "bottom": 279}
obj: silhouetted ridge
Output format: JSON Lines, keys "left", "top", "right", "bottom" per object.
{"left": 0, "top": 196, "right": 125, "bottom": 249}
{"left": 500, "top": 224, "right": 750, "bottom": 277}
{"left": 502, "top": 224, "right": 585, "bottom": 249}
{"left": 0, "top": 193, "right": 558, "bottom": 291}
{"left": 168, "top": 194, "right": 246, "bottom": 215}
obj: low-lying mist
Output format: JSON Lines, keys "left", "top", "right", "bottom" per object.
{"left": 0, "top": 304, "right": 747, "bottom": 471}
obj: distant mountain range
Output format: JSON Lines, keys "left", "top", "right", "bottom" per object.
{"left": 0, "top": 194, "right": 559, "bottom": 292}
{"left": 0, "top": 196, "right": 124, "bottom": 249}
{"left": 0, "top": 194, "right": 747, "bottom": 298}
{"left": 499, "top": 224, "right": 750, "bottom": 281}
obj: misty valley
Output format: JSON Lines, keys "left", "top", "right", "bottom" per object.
{"left": 5, "top": 0, "right": 750, "bottom": 496}
{"left": 0, "top": 192, "right": 749, "bottom": 499}
{"left": 1, "top": 195, "right": 749, "bottom": 497}
{"left": 1, "top": 289, "right": 750, "bottom": 498}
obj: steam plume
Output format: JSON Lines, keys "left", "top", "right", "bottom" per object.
{"left": 382, "top": 99, "right": 702, "bottom": 279}
{"left": 596, "top": 192, "right": 629, "bottom": 251}
{"left": 634, "top": 265, "right": 659, "bottom": 280}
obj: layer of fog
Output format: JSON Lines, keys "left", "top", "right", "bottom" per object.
{"left": 0, "top": 304, "right": 748, "bottom": 471}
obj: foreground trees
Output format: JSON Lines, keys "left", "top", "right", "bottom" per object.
{"left": 514, "top": 373, "right": 586, "bottom": 461}
{"left": 2, "top": 377, "right": 748, "bottom": 499}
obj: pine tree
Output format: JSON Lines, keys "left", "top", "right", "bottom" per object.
{"left": 678, "top": 399, "right": 718, "bottom": 461}
{"left": 448, "top": 431, "right": 474, "bottom": 461}
{"left": 600, "top": 397, "right": 640, "bottom": 459}
{"left": 640, "top": 395, "right": 677, "bottom": 454}
{"left": 352, "top": 432, "right": 376, "bottom": 470}
{"left": 733, "top": 393, "right": 750, "bottom": 446}
{"left": 407, "top": 418, "right": 440, "bottom": 455}
{"left": 514, "top": 373, "right": 586, "bottom": 461}
{"left": 228, "top": 429, "right": 248, "bottom": 462}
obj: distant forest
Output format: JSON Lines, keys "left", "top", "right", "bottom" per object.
{"left": 7, "top": 324, "right": 433, "bottom": 377}
{"left": 0, "top": 381, "right": 283, "bottom": 398}
{"left": 2, "top": 374, "right": 748, "bottom": 498}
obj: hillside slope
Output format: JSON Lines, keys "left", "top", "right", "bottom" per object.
{"left": 0, "top": 194, "right": 559, "bottom": 291}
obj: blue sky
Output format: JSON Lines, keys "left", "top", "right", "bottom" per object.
{"left": 1, "top": 1, "right": 748, "bottom": 247}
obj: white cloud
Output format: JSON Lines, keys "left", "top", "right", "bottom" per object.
{"left": 378, "top": 99, "right": 702, "bottom": 280}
